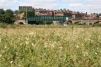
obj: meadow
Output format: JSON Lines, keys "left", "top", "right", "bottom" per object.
{"left": 0, "top": 25, "right": 101, "bottom": 67}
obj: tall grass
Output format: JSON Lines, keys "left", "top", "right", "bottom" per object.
{"left": 0, "top": 26, "right": 101, "bottom": 67}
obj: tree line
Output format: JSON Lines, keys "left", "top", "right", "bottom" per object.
{"left": 0, "top": 8, "right": 35, "bottom": 24}
{"left": 0, "top": 9, "right": 14, "bottom": 24}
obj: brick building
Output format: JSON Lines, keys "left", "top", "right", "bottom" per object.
{"left": 18, "top": 6, "right": 99, "bottom": 20}
{"left": 19, "top": 6, "right": 33, "bottom": 11}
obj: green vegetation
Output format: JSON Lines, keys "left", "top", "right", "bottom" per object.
{"left": 0, "top": 25, "right": 101, "bottom": 67}
{"left": 0, "top": 9, "right": 14, "bottom": 24}
{"left": 0, "top": 8, "right": 35, "bottom": 24}
{"left": 23, "top": 10, "right": 35, "bottom": 19}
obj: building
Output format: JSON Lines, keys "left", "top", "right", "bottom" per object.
{"left": 18, "top": 6, "right": 99, "bottom": 20}
{"left": 19, "top": 6, "right": 33, "bottom": 11}
{"left": 35, "top": 8, "right": 54, "bottom": 16}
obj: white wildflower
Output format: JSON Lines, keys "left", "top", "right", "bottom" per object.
{"left": 4, "top": 46, "right": 7, "bottom": 49}
{"left": 0, "top": 54, "right": 2, "bottom": 57}
{"left": 95, "top": 52, "right": 97, "bottom": 55}
{"left": 0, "top": 38, "right": 1, "bottom": 42}
{"left": 25, "top": 41, "right": 29, "bottom": 44}
{"left": 44, "top": 42, "right": 48, "bottom": 48}
{"left": 10, "top": 61, "right": 13, "bottom": 64}
{"left": 31, "top": 43, "right": 34, "bottom": 46}
{"left": 30, "top": 32, "right": 34, "bottom": 35}
{"left": 18, "top": 64, "right": 21, "bottom": 67}
{"left": 59, "top": 47, "right": 62, "bottom": 50}
{"left": 32, "top": 43, "right": 36, "bottom": 47}
{"left": 26, "top": 37, "right": 29, "bottom": 41}
{"left": 76, "top": 45, "right": 79, "bottom": 48}
{"left": 20, "top": 43, "right": 22, "bottom": 45}
{"left": 18, "top": 37, "right": 21, "bottom": 40}
{"left": 84, "top": 52, "right": 88, "bottom": 56}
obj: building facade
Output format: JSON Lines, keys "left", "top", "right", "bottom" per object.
{"left": 19, "top": 6, "right": 99, "bottom": 20}
{"left": 19, "top": 6, "right": 33, "bottom": 11}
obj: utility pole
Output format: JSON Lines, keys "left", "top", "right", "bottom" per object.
{"left": 26, "top": 8, "right": 28, "bottom": 24}
{"left": 90, "top": 8, "right": 92, "bottom": 23}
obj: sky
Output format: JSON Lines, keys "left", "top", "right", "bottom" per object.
{"left": 0, "top": 0, "right": 101, "bottom": 13}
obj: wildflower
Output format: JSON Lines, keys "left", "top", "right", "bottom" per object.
{"left": 0, "top": 38, "right": 1, "bottom": 42}
{"left": 18, "top": 64, "right": 21, "bottom": 67}
{"left": 20, "top": 43, "right": 22, "bottom": 45}
{"left": 30, "top": 32, "right": 34, "bottom": 35}
{"left": 84, "top": 52, "right": 88, "bottom": 56}
{"left": 59, "top": 47, "right": 62, "bottom": 50}
{"left": 32, "top": 43, "right": 36, "bottom": 47}
{"left": 25, "top": 41, "right": 29, "bottom": 44}
{"left": 76, "top": 45, "right": 79, "bottom": 48}
{"left": 10, "top": 61, "right": 13, "bottom": 64}
{"left": 95, "top": 52, "right": 97, "bottom": 55}
{"left": 4, "top": 46, "right": 7, "bottom": 49}
{"left": 0, "top": 54, "right": 2, "bottom": 57}
{"left": 44, "top": 42, "right": 48, "bottom": 48}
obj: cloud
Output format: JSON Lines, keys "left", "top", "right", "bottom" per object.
{"left": 0, "top": 0, "right": 17, "bottom": 10}
{"left": 61, "top": 0, "right": 101, "bottom": 13}
{"left": 18, "top": 0, "right": 58, "bottom": 9}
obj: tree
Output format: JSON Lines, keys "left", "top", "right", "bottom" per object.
{"left": 0, "top": 9, "right": 4, "bottom": 21}
{"left": 5, "top": 9, "right": 14, "bottom": 18}
{"left": 2, "top": 13, "right": 14, "bottom": 24}
{"left": 0, "top": 14, "right": 2, "bottom": 20}
{"left": 14, "top": 10, "right": 19, "bottom": 14}
{"left": 23, "top": 10, "right": 35, "bottom": 19}
{"left": 0, "top": 9, "right": 5, "bottom": 14}
{"left": 2, "top": 9, "right": 15, "bottom": 24}
{"left": 19, "top": 10, "right": 24, "bottom": 14}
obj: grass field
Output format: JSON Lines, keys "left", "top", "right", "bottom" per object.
{"left": 0, "top": 25, "right": 101, "bottom": 67}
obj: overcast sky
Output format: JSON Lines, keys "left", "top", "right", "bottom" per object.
{"left": 0, "top": 0, "right": 101, "bottom": 13}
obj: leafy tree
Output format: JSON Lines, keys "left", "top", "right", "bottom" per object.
{"left": 14, "top": 10, "right": 19, "bottom": 14}
{"left": 5, "top": 9, "right": 14, "bottom": 18}
{"left": 2, "top": 13, "right": 14, "bottom": 24}
{"left": 0, "top": 9, "right": 15, "bottom": 24}
{"left": 0, "top": 9, "right": 5, "bottom": 14}
{"left": 19, "top": 10, "right": 25, "bottom": 14}
{"left": 0, "top": 14, "right": 2, "bottom": 20}
{"left": 0, "top": 9, "right": 4, "bottom": 21}
{"left": 23, "top": 10, "right": 35, "bottom": 19}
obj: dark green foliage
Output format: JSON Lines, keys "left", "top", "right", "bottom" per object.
{"left": 0, "top": 9, "right": 15, "bottom": 24}
{"left": 23, "top": 10, "right": 35, "bottom": 19}
{"left": 0, "top": 14, "right": 2, "bottom": 20}
{"left": 5, "top": 9, "right": 14, "bottom": 18}
{"left": 2, "top": 13, "right": 14, "bottom": 24}
{"left": 19, "top": 10, "right": 25, "bottom": 14}
{"left": 0, "top": 9, "right": 5, "bottom": 14}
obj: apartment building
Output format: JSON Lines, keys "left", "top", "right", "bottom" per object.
{"left": 18, "top": 6, "right": 99, "bottom": 19}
